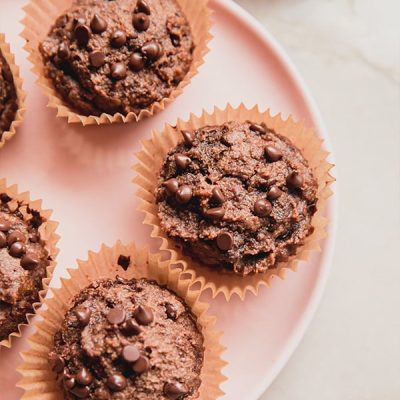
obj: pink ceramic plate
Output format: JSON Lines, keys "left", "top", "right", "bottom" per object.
{"left": 0, "top": 0, "right": 337, "bottom": 399}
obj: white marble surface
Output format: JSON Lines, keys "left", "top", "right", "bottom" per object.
{"left": 234, "top": 0, "right": 400, "bottom": 399}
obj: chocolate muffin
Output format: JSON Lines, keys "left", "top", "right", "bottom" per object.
{"left": 48, "top": 277, "right": 204, "bottom": 400}
{"left": 0, "top": 194, "right": 50, "bottom": 341}
{"left": 0, "top": 48, "right": 18, "bottom": 139}
{"left": 39, "top": 0, "right": 194, "bottom": 116}
{"left": 156, "top": 121, "right": 318, "bottom": 276}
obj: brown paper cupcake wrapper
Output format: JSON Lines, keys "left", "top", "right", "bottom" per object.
{"left": 17, "top": 242, "right": 227, "bottom": 399}
{"left": 133, "top": 104, "right": 335, "bottom": 301}
{"left": 0, "top": 179, "right": 60, "bottom": 348}
{"left": 21, "top": 0, "right": 212, "bottom": 126}
{"left": 0, "top": 34, "right": 26, "bottom": 149}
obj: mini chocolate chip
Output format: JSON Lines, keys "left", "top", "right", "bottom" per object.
{"left": 133, "top": 355, "right": 150, "bottom": 373}
{"left": 165, "top": 303, "right": 177, "bottom": 320}
{"left": 135, "top": 0, "right": 151, "bottom": 15}
{"left": 21, "top": 253, "right": 40, "bottom": 270}
{"left": 74, "top": 307, "right": 91, "bottom": 326}
{"left": 76, "top": 367, "right": 93, "bottom": 386}
{"left": 110, "top": 63, "right": 127, "bottom": 80}
{"left": 7, "top": 230, "right": 25, "bottom": 245}
{"left": 63, "top": 376, "right": 76, "bottom": 390}
{"left": 175, "top": 185, "right": 192, "bottom": 204}
{"left": 141, "top": 41, "right": 163, "bottom": 61}
{"left": 264, "top": 145, "right": 282, "bottom": 162}
{"left": 0, "top": 220, "right": 11, "bottom": 232}
{"left": 204, "top": 207, "right": 225, "bottom": 220}
{"left": 70, "top": 386, "right": 90, "bottom": 399}
{"left": 133, "top": 12, "right": 150, "bottom": 32}
{"left": 90, "top": 14, "right": 107, "bottom": 34}
{"left": 9, "top": 242, "right": 25, "bottom": 258}
{"left": 134, "top": 305, "right": 153, "bottom": 325}
{"left": 74, "top": 24, "right": 91, "bottom": 46}
{"left": 211, "top": 187, "right": 225, "bottom": 204}
{"left": 107, "top": 308, "right": 126, "bottom": 325}
{"left": 163, "top": 178, "right": 179, "bottom": 195}
{"left": 117, "top": 254, "right": 131, "bottom": 270}
{"left": 57, "top": 42, "right": 70, "bottom": 59}
{"left": 250, "top": 123, "right": 266, "bottom": 134}
{"left": 111, "top": 30, "right": 127, "bottom": 48}
{"left": 122, "top": 345, "right": 140, "bottom": 363}
{"left": 121, "top": 318, "right": 142, "bottom": 335}
{"left": 268, "top": 186, "right": 282, "bottom": 200}
{"left": 48, "top": 353, "right": 64, "bottom": 373}
{"left": 174, "top": 153, "right": 191, "bottom": 169}
{"left": 0, "top": 232, "right": 6, "bottom": 248}
{"left": 216, "top": 232, "right": 233, "bottom": 251}
{"left": 181, "top": 130, "right": 195, "bottom": 146}
{"left": 89, "top": 50, "right": 105, "bottom": 67}
{"left": 286, "top": 171, "right": 303, "bottom": 189}
{"left": 129, "top": 52, "right": 145, "bottom": 71}
{"left": 170, "top": 33, "right": 180, "bottom": 47}
{"left": 164, "top": 382, "right": 188, "bottom": 399}
{"left": 107, "top": 373, "right": 127, "bottom": 392}
{"left": 254, "top": 199, "right": 272, "bottom": 217}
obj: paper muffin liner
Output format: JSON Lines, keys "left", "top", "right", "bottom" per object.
{"left": 21, "top": 0, "right": 212, "bottom": 126}
{"left": 17, "top": 241, "right": 227, "bottom": 399}
{"left": 133, "top": 104, "right": 335, "bottom": 301}
{"left": 0, "top": 178, "right": 60, "bottom": 349}
{"left": 0, "top": 33, "right": 26, "bottom": 149}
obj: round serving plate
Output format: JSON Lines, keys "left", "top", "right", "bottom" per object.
{"left": 0, "top": 0, "right": 337, "bottom": 399}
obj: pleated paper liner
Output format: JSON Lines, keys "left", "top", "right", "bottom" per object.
{"left": 133, "top": 104, "right": 335, "bottom": 301}
{"left": 17, "top": 242, "right": 227, "bottom": 400}
{"left": 0, "top": 33, "right": 26, "bottom": 149}
{"left": 0, "top": 179, "right": 60, "bottom": 349}
{"left": 21, "top": 0, "right": 212, "bottom": 126}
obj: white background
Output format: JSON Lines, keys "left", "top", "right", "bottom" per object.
{"left": 234, "top": 0, "right": 400, "bottom": 399}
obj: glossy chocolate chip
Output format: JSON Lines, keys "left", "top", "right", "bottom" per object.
{"left": 9, "top": 242, "right": 25, "bottom": 258}
{"left": 175, "top": 185, "right": 192, "bottom": 204}
{"left": 174, "top": 153, "right": 191, "bottom": 169}
{"left": 117, "top": 254, "right": 130, "bottom": 270}
{"left": 164, "top": 382, "right": 188, "bottom": 399}
{"left": 0, "top": 232, "right": 6, "bottom": 248}
{"left": 57, "top": 42, "right": 70, "bottom": 59}
{"left": 90, "top": 14, "right": 107, "bottom": 34}
{"left": 134, "top": 305, "right": 153, "bottom": 325}
{"left": 21, "top": 253, "right": 39, "bottom": 270}
{"left": 254, "top": 199, "right": 272, "bottom": 217}
{"left": 250, "top": 123, "right": 266, "bottom": 134}
{"left": 165, "top": 303, "right": 177, "bottom": 320}
{"left": 0, "top": 220, "right": 10, "bottom": 232}
{"left": 76, "top": 367, "right": 93, "bottom": 386}
{"left": 133, "top": 355, "right": 150, "bottom": 373}
{"left": 111, "top": 30, "right": 127, "bottom": 48}
{"left": 163, "top": 178, "right": 179, "bottom": 195}
{"left": 70, "top": 386, "right": 90, "bottom": 399}
{"left": 133, "top": 12, "right": 150, "bottom": 32}
{"left": 74, "top": 307, "right": 91, "bottom": 326}
{"left": 211, "top": 187, "right": 225, "bottom": 204}
{"left": 48, "top": 353, "right": 65, "bottom": 373}
{"left": 121, "top": 345, "right": 140, "bottom": 363}
{"left": 121, "top": 318, "right": 141, "bottom": 335}
{"left": 268, "top": 186, "right": 282, "bottom": 200}
{"left": 110, "top": 63, "right": 127, "bottom": 80}
{"left": 89, "top": 50, "right": 105, "bottom": 67}
{"left": 264, "top": 145, "right": 283, "bottom": 162}
{"left": 107, "top": 373, "right": 127, "bottom": 392}
{"left": 216, "top": 232, "right": 233, "bottom": 251}
{"left": 129, "top": 52, "right": 145, "bottom": 71}
{"left": 204, "top": 207, "right": 225, "bottom": 220}
{"left": 135, "top": 0, "right": 151, "bottom": 15}
{"left": 181, "top": 130, "right": 195, "bottom": 146}
{"left": 7, "top": 230, "right": 25, "bottom": 245}
{"left": 141, "top": 41, "right": 163, "bottom": 61}
{"left": 107, "top": 308, "right": 126, "bottom": 325}
{"left": 63, "top": 376, "right": 76, "bottom": 390}
{"left": 286, "top": 171, "right": 303, "bottom": 189}
{"left": 74, "top": 24, "right": 91, "bottom": 46}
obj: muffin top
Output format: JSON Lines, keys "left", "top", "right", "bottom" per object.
{"left": 39, "top": 0, "right": 194, "bottom": 116}
{"left": 0, "top": 193, "right": 50, "bottom": 341}
{"left": 49, "top": 277, "right": 204, "bottom": 400}
{"left": 156, "top": 121, "right": 318, "bottom": 276}
{"left": 0, "top": 49, "right": 18, "bottom": 138}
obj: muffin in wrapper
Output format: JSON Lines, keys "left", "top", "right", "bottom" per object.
{"left": 17, "top": 242, "right": 227, "bottom": 399}
{"left": 21, "top": 0, "right": 212, "bottom": 126}
{"left": 133, "top": 104, "right": 335, "bottom": 301}
{"left": 0, "top": 178, "right": 59, "bottom": 348}
{"left": 0, "top": 34, "right": 26, "bottom": 149}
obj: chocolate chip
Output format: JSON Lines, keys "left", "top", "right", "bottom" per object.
{"left": 211, "top": 187, "right": 225, "bottom": 204}
{"left": 121, "top": 345, "right": 140, "bottom": 363}
{"left": 0, "top": 220, "right": 10, "bottom": 232}
{"left": 111, "top": 30, "right": 127, "bottom": 48}
{"left": 135, "top": 0, "right": 151, "bottom": 15}
{"left": 63, "top": 376, "right": 76, "bottom": 390}
{"left": 76, "top": 367, "right": 93, "bottom": 386}
{"left": 254, "top": 199, "right": 272, "bottom": 217}
{"left": 134, "top": 305, "right": 153, "bottom": 325}
{"left": 141, "top": 41, "right": 163, "bottom": 61}
{"left": 216, "top": 232, "right": 233, "bottom": 251}
{"left": 174, "top": 154, "right": 191, "bottom": 169}
{"left": 250, "top": 123, "right": 266, "bottom": 134}
{"left": 74, "top": 24, "right": 91, "bottom": 46}
{"left": 95, "top": 388, "right": 110, "bottom": 399}
{"left": 170, "top": 33, "right": 180, "bottom": 47}
{"left": 264, "top": 145, "right": 282, "bottom": 162}
{"left": 268, "top": 186, "right": 282, "bottom": 200}
{"left": 204, "top": 207, "right": 225, "bottom": 220}
{"left": 0, "top": 193, "right": 11, "bottom": 203}
{"left": 181, "top": 130, "right": 195, "bottom": 146}
{"left": 129, "top": 52, "right": 145, "bottom": 71}
{"left": 107, "top": 308, "right": 126, "bottom": 325}
{"left": 21, "top": 253, "right": 40, "bottom": 270}
{"left": 9, "top": 242, "right": 25, "bottom": 258}
{"left": 0, "top": 232, "right": 6, "bottom": 248}
{"left": 74, "top": 307, "right": 91, "bottom": 326}
{"left": 164, "top": 382, "right": 188, "bottom": 399}
{"left": 110, "top": 63, "right": 127, "bottom": 80}
{"left": 89, "top": 50, "right": 105, "bottom": 67}
{"left": 175, "top": 185, "right": 192, "bottom": 204}
{"left": 57, "top": 42, "right": 70, "bottom": 59}
{"left": 286, "top": 171, "right": 303, "bottom": 189}
{"left": 133, "top": 355, "right": 150, "bottom": 373}
{"left": 133, "top": 12, "right": 150, "bottom": 32}
{"left": 7, "top": 230, "right": 25, "bottom": 245}
{"left": 163, "top": 178, "right": 179, "bottom": 195}
{"left": 107, "top": 373, "right": 127, "bottom": 392}
{"left": 121, "top": 318, "right": 141, "bottom": 335}
{"left": 117, "top": 254, "right": 131, "bottom": 270}
{"left": 70, "top": 386, "right": 90, "bottom": 399}
{"left": 48, "top": 353, "right": 64, "bottom": 373}
{"left": 165, "top": 303, "right": 177, "bottom": 320}
{"left": 90, "top": 14, "right": 107, "bottom": 34}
